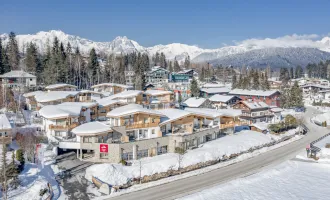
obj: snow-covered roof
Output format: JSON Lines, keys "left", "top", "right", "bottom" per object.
{"left": 241, "top": 101, "right": 269, "bottom": 109}
{"left": 72, "top": 121, "right": 111, "bottom": 136}
{"left": 209, "top": 95, "right": 239, "bottom": 103}
{"left": 229, "top": 89, "right": 279, "bottom": 97}
{"left": 59, "top": 102, "right": 98, "bottom": 108}
{"left": 79, "top": 90, "right": 104, "bottom": 95}
{"left": 201, "top": 87, "right": 230, "bottom": 94}
{"left": 144, "top": 90, "right": 173, "bottom": 96}
{"left": 158, "top": 109, "right": 194, "bottom": 125}
{"left": 96, "top": 97, "right": 123, "bottom": 107}
{"left": 0, "top": 114, "right": 12, "bottom": 129}
{"left": 91, "top": 83, "right": 133, "bottom": 89}
{"left": 202, "top": 83, "right": 225, "bottom": 88}
{"left": 252, "top": 122, "right": 269, "bottom": 131}
{"left": 300, "top": 84, "right": 330, "bottom": 89}
{"left": 23, "top": 91, "right": 44, "bottom": 98}
{"left": 185, "top": 108, "right": 241, "bottom": 118}
{"left": 149, "top": 66, "right": 168, "bottom": 73}
{"left": 39, "top": 104, "right": 83, "bottom": 119}
{"left": 107, "top": 104, "right": 165, "bottom": 118}
{"left": 45, "top": 83, "right": 77, "bottom": 90}
{"left": 183, "top": 97, "right": 207, "bottom": 108}
{"left": 34, "top": 91, "right": 80, "bottom": 103}
{"left": 270, "top": 107, "right": 283, "bottom": 113}
{"left": 108, "top": 90, "right": 143, "bottom": 100}
{"left": 0, "top": 70, "right": 36, "bottom": 78}
{"left": 177, "top": 69, "right": 195, "bottom": 74}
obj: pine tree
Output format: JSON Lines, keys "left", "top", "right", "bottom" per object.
{"left": 25, "top": 42, "right": 40, "bottom": 74}
{"left": 190, "top": 77, "right": 200, "bottom": 97}
{"left": 0, "top": 144, "right": 8, "bottom": 198}
{"left": 290, "top": 67, "right": 294, "bottom": 79}
{"left": 252, "top": 70, "right": 260, "bottom": 90}
{"left": 264, "top": 71, "right": 270, "bottom": 90}
{"left": 88, "top": 48, "right": 99, "bottom": 86}
{"left": 168, "top": 61, "right": 173, "bottom": 73}
{"left": 237, "top": 74, "right": 243, "bottom": 89}
{"left": 174, "top": 58, "right": 180, "bottom": 72}
{"left": 6, "top": 32, "right": 20, "bottom": 70}
{"left": 231, "top": 74, "right": 237, "bottom": 89}
{"left": 184, "top": 56, "right": 190, "bottom": 69}
{"left": 199, "top": 67, "right": 205, "bottom": 82}
{"left": 290, "top": 81, "right": 303, "bottom": 107}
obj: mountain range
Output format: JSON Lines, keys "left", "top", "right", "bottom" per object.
{"left": 1, "top": 30, "right": 330, "bottom": 68}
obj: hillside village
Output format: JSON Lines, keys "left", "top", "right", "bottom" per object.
{"left": 0, "top": 33, "right": 329, "bottom": 199}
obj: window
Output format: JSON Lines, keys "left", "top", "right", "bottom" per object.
{"left": 152, "top": 118, "right": 155, "bottom": 123}
{"left": 30, "top": 78, "right": 33, "bottom": 81}
{"left": 152, "top": 129, "right": 155, "bottom": 134}
{"left": 100, "top": 153, "right": 108, "bottom": 159}
{"left": 144, "top": 118, "right": 148, "bottom": 123}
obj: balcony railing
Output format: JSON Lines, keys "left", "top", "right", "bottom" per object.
{"left": 49, "top": 123, "right": 79, "bottom": 130}
{"left": 0, "top": 137, "right": 12, "bottom": 144}
{"left": 220, "top": 121, "right": 250, "bottom": 129}
{"left": 125, "top": 122, "right": 159, "bottom": 130}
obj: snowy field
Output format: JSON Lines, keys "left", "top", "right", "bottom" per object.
{"left": 85, "top": 129, "right": 299, "bottom": 187}
{"left": 178, "top": 160, "right": 330, "bottom": 200}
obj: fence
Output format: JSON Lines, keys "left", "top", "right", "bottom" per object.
{"left": 310, "top": 132, "right": 330, "bottom": 153}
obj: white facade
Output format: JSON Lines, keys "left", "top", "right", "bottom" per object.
{"left": 0, "top": 70, "right": 36, "bottom": 88}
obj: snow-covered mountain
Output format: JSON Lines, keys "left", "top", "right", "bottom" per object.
{"left": 209, "top": 47, "right": 330, "bottom": 68}
{"left": 1, "top": 30, "right": 330, "bottom": 66}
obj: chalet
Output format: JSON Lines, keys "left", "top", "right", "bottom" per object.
{"left": 168, "top": 82, "right": 191, "bottom": 102}
{"left": 146, "top": 66, "right": 170, "bottom": 86}
{"left": 229, "top": 89, "right": 281, "bottom": 107}
{"left": 209, "top": 95, "right": 241, "bottom": 109}
{"left": 181, "top": 97, "right": 211, "bottom": 109}
{"left": 45, "top": 83, "right": 77, "bottom": 91}
{"left": 200, "top": 87, "right": 231, "bottom": 98}
{"left": 34, "top": 91, "right": 80, "bottom": 109}
{"left": 23, "top": 91, "right": 44, "bottom": 111}
{"left": 267, "top": 80, "right": 282, "bottom": 89}
{"left": 143, "top": 90, "right": 174, "bottom": 110}
{"left": 78, "top": 90, "right": 104, "bottom": 102}
{"left": 0, "top": 114, "right": 13, "bottom": 145}
{"left": 270, "top": 107, "right": 283, "bottom": 123}
{"left": 170, "top": 73, "right": 190, "bottom": 83}
{"left": 39, "top": 102, "right": 97, "bottom": 139}
{"left": 108, "top": 90, "right": 144, "bottom": 104}
{"left": 0, "top": 70, "right": 36, "bottom": 88}
{"left": 233, "top": 100, "right": 273, "bottom": 124}
{"left": 177, "top": 69, "right": 198, "bottom": 79}
{"left": 96, "top": 97, "right": 126, "bottom": 121}
{"left": 300, "top": 84, "right": 330, "bottom": 96}
{"left": 91, "top": 83, "right": 133, "bottom": 96}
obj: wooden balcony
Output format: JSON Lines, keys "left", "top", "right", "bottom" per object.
{"left": 125, "top": 122, "right": 159, "bottom": 130}
{"left": 220, "top": 121, "right": 250, "bottom": 129}
{"left": 49, "top": 123, "right": 79, "bottom": 130}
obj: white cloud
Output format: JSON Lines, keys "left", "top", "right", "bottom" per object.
{"left": 233, "top": 34, "right": 330, "bottom": 51}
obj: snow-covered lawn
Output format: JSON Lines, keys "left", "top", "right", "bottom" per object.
{"left": 85, "top": 130, "right": 299, "bottom": 187}
{"left": 178, "top": 160, "right": 330, "bottom": 200}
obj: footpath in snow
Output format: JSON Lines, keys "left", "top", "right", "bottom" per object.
{"left": 84, "top": 129, "right": 301, "bottom": 198}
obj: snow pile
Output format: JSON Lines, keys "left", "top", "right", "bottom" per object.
{"left": 85, "top": 164, "right": 130, "bottom": 186}
{"left": 268, "top": 127, "right": 299, "bottom": 141}
{"left": 312, "top": 112, "right": 330, "bottom": 125}
{"left": 178, "top": 161, "right": 330, "bottom": 200}
{"left": 319, "top": 148, "right": 330, "bottom": 160}
{"left": 85, "top": 130, "right": 277, "bottom": 186}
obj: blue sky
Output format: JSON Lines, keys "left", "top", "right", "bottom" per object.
{"left": 0, "top": 0, "right": 329, "bottom": 48}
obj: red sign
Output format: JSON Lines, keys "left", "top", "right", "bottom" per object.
{"left": 100, "top": 144, "right": 108, "bottom": 153}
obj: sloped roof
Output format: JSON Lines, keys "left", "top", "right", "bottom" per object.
{"left": 183, "top": 97, "right": 207, "bottom": 108}
{"left": 96, "top": 97, "right": 123, "bottom": 107}
{"left": 0, "top": 114, "right": 12, "bottom": 129}
{"left": 107, "top": 90, "right": 143, "bottom": 100}
{"left": 72, "top": 121, "right": 111, "bottom": 136}
{"left": 59, "top": 102, "right": 98, "bottom": 108}
{"left": 144, "top": 90, "right": 173, "bottom": 96}
{"left": 91, "top": 83, "right": 133, "bottom": 89}
{"left": 0, "top": 70, "right": 36, "bottom": 78}
{"left": 39, "top": 104, "right": 82, "bottom": 119}
{"left": 107, "top": 104, "right": 165, "bottom": 118}
{"left": 229, "top": 89, "right": 279, "bottom": 97}
{"left": 34, "top": 91, "right": 80, "bottom": 103}
{"left": 23, "top": 91, "right": 44, "bottom": 98}
{"left": 209, "top": 95, "right": 239, "bottom": 103}
{"left": 158, "top": 109, "right": 193, "bottom": 126}
{"left": 45, "top": 83, "right": 77, "bottom": 90}
{"left": 185, "top": 107, "right": 241, "bottom": 118}
{"left": 241, "top": 101, "right": 269, "bottom": 109}
{"left": 201, "top": 87, "right": 231, "bottom": 94}
{"left": 202, "top": 83, "right": 225, "bottom": 88}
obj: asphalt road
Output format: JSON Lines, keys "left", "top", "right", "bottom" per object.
{"left": 109, "top": 107, "right": 326, "bottom": 200}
